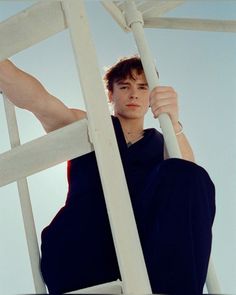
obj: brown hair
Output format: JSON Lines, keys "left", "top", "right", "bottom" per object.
{"left": 103, "top": 55, "right": 145, "bottom": 92}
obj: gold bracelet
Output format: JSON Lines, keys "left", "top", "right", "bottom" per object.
{"left": 175, "top": 121, "right": 183, "bottom": 136}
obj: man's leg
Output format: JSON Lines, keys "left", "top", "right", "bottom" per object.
{"left": 40, "top": 198, "right": 120, "bottom": 293}
{"left": 136, "top": 159, "right": 216, "bottom": 294}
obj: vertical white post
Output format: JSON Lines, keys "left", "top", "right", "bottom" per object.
{"left": 124, "top": 0, "right": 181, "bottom": 159}
{"left": 206, "top": 257, "right": 221, "bottom": 293}
{"left": 3, "top": 94, "right": 47, "bottom": 294}
{"left": 124, "top": 1, "right": 221, "bottom": 294}
{"left": 61, "top": 1, "right": 152, "bottom": 294}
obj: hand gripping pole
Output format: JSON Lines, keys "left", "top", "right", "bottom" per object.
{"left": 124, "top": 1, "right": 221, "bottom": 294}
{"left": 124, "top": 0, "right": 181, "bottom": 159}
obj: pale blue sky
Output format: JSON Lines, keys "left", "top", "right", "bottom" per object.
{"left": 0, "top": 1, "right": 236, "bottom": 294}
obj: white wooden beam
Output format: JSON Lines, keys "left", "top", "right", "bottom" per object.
{"left": 110, "top": 1, "right": 185, "bottom": 19}
{"left": 206, "top": 258, "right": 222, "bottom": 294}
{"left": 62, "top": 1, "right": 152, "bottom": 293}
{"left": 136, "top": 1, "right": 162, "bottom": 15}
{"left": 144, "top": 17, "right": 236, "bottom": 33}
{"left": 101, "top": 0, "right": 130, "bottom": 32}
{"left": 101, "top": 1, "right": 186, "bottom": 32}
{"left": 142, "top": 1, "right": 185, "bottom": 18}
{"left": 0, "top": 1, "right": 66, "bottom": 61}
{"left": 0, "top": 119, "right": 93, "bottom": 187}
{"left": 67, "top": 280, "right": 122, "bottom": 294}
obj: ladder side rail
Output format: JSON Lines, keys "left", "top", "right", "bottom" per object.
{"left": 124, "top": 1, "right": 221, "bottom": 293}
{"left": 206, "top": 257, "right": 222, "bottom": 293}
{"left": 61, "top": 1, "right": 152, "bottom": 293}
{"left": 0, "top": 117, "right": 93, "bottom": 187}
{"left": 3, "top": 94, "right": 47, "bottom": 293}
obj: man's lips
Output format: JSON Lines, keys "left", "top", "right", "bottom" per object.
{"left": 126, "top": 104, "right": 140, "bottom": 107}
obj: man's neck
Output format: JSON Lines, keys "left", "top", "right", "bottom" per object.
{"left": 115, "top": 115, "right": 144, "bottom": 134}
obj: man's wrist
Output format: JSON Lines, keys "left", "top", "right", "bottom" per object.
{"left": 174, "top": 121, "right": 183, "bottom": 135}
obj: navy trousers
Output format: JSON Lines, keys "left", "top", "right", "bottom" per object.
{"left": 40, "top": 159, "right": 215, "bottom": 294}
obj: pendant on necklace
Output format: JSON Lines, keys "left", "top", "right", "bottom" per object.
{"left": 127, "top": 141, "right": 132, "bottom": 148}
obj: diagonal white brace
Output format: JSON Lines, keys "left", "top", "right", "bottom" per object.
{"left": 101, "top": 0, "right": 130, "bottom": 32}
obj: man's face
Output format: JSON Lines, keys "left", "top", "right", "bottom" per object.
{"left": 108, "top": 70, "right": 150, "bottom": 120}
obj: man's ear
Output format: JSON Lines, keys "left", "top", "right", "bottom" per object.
{"left": 108, "top": 90, "right": 113, "bottom": 103}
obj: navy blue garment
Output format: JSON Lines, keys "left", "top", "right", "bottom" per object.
{"left": 40, "top": 116, "right": 215, "bottom": 294}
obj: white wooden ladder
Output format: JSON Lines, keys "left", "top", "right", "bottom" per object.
{"left": 1, "top": 0, "right": 231, "bottom": 293}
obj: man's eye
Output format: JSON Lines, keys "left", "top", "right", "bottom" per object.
{"left": 120, "top": 86, "right": 128, "bottom": 89}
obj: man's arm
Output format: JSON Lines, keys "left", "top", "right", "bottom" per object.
{"left": 149, "top": 86, "right": 195, "bottom": 162}
{"left": 0, "top": 60, "right": 86, "bottom": 133}
{"left": 164, "top": 122, "right": 195, "bottom": 162}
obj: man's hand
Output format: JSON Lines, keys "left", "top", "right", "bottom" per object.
{"left": 149, "top": 86, "right": 181, "bottom": 133}
{"left": 150, "top": 86, "right": 195, "bottom": 162}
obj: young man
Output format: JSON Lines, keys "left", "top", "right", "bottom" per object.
{"left": 0, "top": 56, "right": 215, "bottom": 294}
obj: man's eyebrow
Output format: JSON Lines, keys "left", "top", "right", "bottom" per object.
{"left": 138, "top": 83, "right": 148, "bottom": 87}
{"left": 116, "top": 81, "right": 130, "bottom": 85}
{"left": 116, "top": 81, "right": 148, "bottom": 87}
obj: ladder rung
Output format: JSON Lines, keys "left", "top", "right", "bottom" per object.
{"left": 0, "top": 119, "right": 93, "bottom": 187}
{"left": 66, "top": 280, "right": 122, "bottom": 294}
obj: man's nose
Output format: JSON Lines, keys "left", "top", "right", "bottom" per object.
{"left": 129, "top": 87, "right": 138, "bottom": 99}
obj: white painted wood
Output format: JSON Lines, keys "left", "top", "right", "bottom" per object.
{"left": 66, "top": 280, "right": 122, "bottom": 294}
{"left": 62, "top": 1, "right": 152, "bottom": 293}
{"left": 144, "top": 17, "right": 236, "bottom": 32}
{"left": 132, "top": 0, "right": 159, "bottom": 15}
{"left": 124, "top": 0, "right": 182, "bottom": 159}
{"left": 0, "top": 1, "right": 224, "bottom": 293}
{"left": 206, "top": 257, "right": 222, "bottom": 294}
{"left": 142, "top": 1, "right": 185, "bottom": 18}
{"left": 101, "top": 0, "right": 129, "bottom": 32}
{"left": 102, "top": 0, "right": 235, "bottom": 34}
{"left": 102, "top": 0, "right": 185, "bottom": 31}
{"left": 124, "top": 1, "right": 221, "bottom": 293}
{"left": 0, "top": 1, "right": 66, "bottom": 61}
{"left": 117, "top": 0, "right": 185, "bottom": 18}
{"left": 0, "top": 118, "right": 93, "bottom": 187}
{"left": 3, "top": 95, "right": 47, "bottom": 293}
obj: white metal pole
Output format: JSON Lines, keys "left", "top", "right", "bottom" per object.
{"left": 124, "top": 1, "right": 221, "bottom": 294}
{"left": 2, "top": 94, "right": 47, "bottom": 294}
{"left": 124, "top": 0, "right": 182, "bottom": 159}
{"left": 61, "top": 1, "right": 152, "bottom": 294}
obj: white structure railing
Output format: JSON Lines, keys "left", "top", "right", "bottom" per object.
{"left": 1, "top": 0, "right": 231, "bottom": 293}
